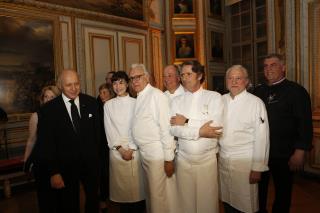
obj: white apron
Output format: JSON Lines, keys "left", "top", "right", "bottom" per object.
{"left": 109, "top": 149, "right": 145, "bottom": 202}
{"left": 219, "top": 154, "right": 258, "bottom": 213}
{"left": 139, "top": 143, "right": 171, "bottom": 213}
{"left": 176, "top": 151, "right": 219, "bottom": 213}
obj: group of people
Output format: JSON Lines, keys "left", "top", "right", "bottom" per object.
{"left": 23, "top": 53, "right": 313, "bottom": 213}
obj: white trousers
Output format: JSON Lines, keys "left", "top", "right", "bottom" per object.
{"left": 176, "top": 151, "right": 219, "bottom": 213}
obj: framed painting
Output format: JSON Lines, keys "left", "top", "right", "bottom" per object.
{"left": 174, "top": 32, "right": 196, "bottom": 61}
{"left": 209, "top": 0, "right": 223, "bottom": 19}
{"left": 35, "top": 0, "right": 144, "bottom": 21}
{"left": 210, "top": 31, "right": 224, "bottom": 61}
{"left": 0, "top": 15, "right": 56, "bottom": 114}
{"left": 173, "top": 0, "right": 195, "bottom": 17}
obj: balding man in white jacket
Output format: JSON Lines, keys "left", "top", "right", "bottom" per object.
{"left": 219, "top": 65, "right": 269, "bottom": 213}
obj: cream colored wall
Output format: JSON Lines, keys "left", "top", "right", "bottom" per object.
{"left": 74, "top": 19, "right": 147, "bottom": 96}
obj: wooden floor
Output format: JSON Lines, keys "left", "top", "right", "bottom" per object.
{"left": 0, "top": 174, "right": 320, "bottom": 213}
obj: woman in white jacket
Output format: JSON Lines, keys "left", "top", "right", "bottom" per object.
{"left": 104, "top": 71, "right": 145, "bottom": 213}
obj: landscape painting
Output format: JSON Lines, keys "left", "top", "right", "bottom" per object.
{"left": 36, "top": 0, "right": 144, "bottom": 21}
{"left": 0, "top": 16, "right": 55, "bottom": 114}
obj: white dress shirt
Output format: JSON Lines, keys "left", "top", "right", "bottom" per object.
{"left": 62, "top": 93, "right": 81, "bottom": 121}
{"left": 132, "top": 83, "right": 175, "bottom": 161}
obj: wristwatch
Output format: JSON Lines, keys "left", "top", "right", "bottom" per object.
{"left": 185, "top": 118, "right": 189, "bottom": 124}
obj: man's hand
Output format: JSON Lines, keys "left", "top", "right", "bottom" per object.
{"left": 119, "top": 148, "right": 134, "bottom": 161}
{"left": 199, "top": 121, "right": 222, "bottom": 138}
{"left": 170, "top": 113, "right": 187, "bottom": 126}
{"left": 164, "top": 160, "right": 175, "bottom": 177}
{"left": 50, "top": 173, "right": 65, "bottom": 189}
{"left": 249, "top": 170, "right": 261, "bottom": 184}
{"left": 288, "top": 149, "right": 305, "bottom": 172}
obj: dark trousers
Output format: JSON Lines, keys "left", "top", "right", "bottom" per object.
{"left": 34, "top": 165, "right": 58, "bottom": 213}
{"left": 100, "top": 147, "right": 109, "bottom": 202}
{"left": 56, "top": 164, "right": 100, "bottom": 213}
{"left": 258, "top": 159, "right": 293, "bottom": 213}
{"left": 119, "top": 200, "right": 146, "bottom": 213}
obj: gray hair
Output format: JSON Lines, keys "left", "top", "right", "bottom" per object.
{"left": 130, "top": 64, "right": 149, "bottom": 76}
{"left": 226, "top": 65, "right": 249, "bottom": 79}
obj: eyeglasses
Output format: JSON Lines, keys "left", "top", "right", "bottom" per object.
{"left": 129, "top": 74, "right": 144, "bottom": 82}
{"left": 180, "top": 72, "right": 194, "bottom": 78}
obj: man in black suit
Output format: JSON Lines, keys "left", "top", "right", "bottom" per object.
{"left": 37, "top": 69, "right": 101, "bottom": 213}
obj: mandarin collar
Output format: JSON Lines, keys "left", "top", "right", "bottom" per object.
{"left": 228, "top": 89, "right": 247, "bottom": 101}
{"left": 137, "top": 83, "right": 152, "bottom": 97}
{"left": 185, "top": 86, "right": 203, "bottom": 96}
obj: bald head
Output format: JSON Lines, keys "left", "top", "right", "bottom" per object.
{"left": 163, "top": 65, "right": 180, "bottom": 94}
{"left": 57, "top": 69, "right": 80, "bottom": 99}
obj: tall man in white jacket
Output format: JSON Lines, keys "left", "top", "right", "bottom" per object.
{"left": 219, "top": 65, "right": 269, "bottom": 213}
{"left": 170, "top": 60, "right": 224, "bottom": 213}
{"left": 129, "top": 64, "right": 176, "bottom": 213}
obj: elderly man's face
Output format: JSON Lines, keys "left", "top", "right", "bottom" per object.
{"left": 60, "top": 70, "right": 80, "bottom": 100}
{"left": 263, "top": 57, "right": 285, "bottom": 84}
{"left": 226, "top": 68, "right": 248, "bottom": 97}
{"left": 129, "top": 67, "right": 148, "bottom": 93}
{"left": 163, "top": 66, "right": 180, "bottom": 93}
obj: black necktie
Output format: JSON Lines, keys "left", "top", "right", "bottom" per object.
{"left": 69, "top": 99, "right": 80, "bottom": 133}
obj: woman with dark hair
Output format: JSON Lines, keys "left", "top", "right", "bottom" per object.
{"left": 104, "top": 71, "right": 145, "bottom": 213}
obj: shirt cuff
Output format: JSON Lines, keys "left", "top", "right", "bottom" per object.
{"left": 251, "top": 162, "right": 269, "bottom": 172}
{"left": 164, "top": 149, "right": 175, "bottom": 161}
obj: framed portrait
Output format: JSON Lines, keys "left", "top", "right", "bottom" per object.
{"left": 174, "top": 33, "right": 196, "bottom": 61}
{"left": 0, "top": 15, "right": 56, "bottom": 114}
{"left": 210, "top": 31, "right": 224, "bottom": 61}
{"left": 173, "top": 0, "right": 195, "bottom": 17}
{"left": 209, "top": 0, "right": 223, "bottom": 19}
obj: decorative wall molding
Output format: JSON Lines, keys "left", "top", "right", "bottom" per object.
{"left": 285, "top": 0, "right": 296, "bottom": 81}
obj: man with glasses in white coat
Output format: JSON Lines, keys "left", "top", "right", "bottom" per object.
{"left": 129, "top": 64, "right": 176, "bottom": 213}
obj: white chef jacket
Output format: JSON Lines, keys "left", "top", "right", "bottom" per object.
{"left": 132, "top": 83, "right": 175, "bottom": 161}
{"left": 170, "top": 87, "right": 224, "bottom": 159}
{"left": 104, "top": 95, "right": 145, "bottom": 202}
{"left": 170, "top": 87, "right": 224, "bottom": 213}
{"left": 132, "top": 83, "right": 176, "bottom": 213}
{"left": 104, "top": 95, "right": 136, "bottom": 150}
{"left": 164, "top": 84, "right": 185, "bottom": 102}
{"left": 219, "top": 90, "right": 270, "bottom": 213}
